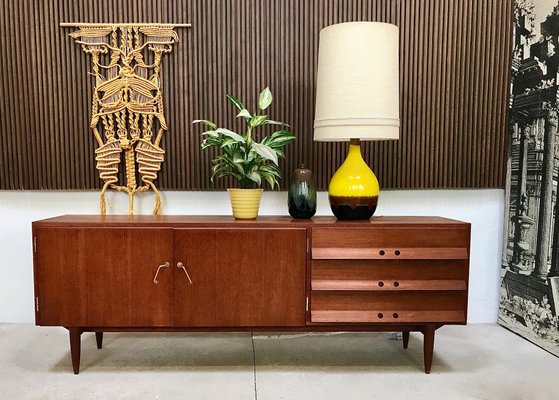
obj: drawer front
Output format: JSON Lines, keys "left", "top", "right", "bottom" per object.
{"left": 312, "top": 260, "right": 468, "bottom": 291}
{"left": 310, "top": 259, "right": 469, "bottom": 324}
{"left": 312, "top": 227, "right": 469, "bottom": 260}
{"left": 311, "top": 310, "right": 465, "bottom": 323}
{"left": 310, "top": 291, "right": 467, "bottom": 324}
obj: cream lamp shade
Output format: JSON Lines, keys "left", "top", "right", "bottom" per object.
{"left": 314, "top": 22, "right": 400, "bottom": 141}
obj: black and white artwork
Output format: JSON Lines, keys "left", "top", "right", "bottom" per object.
{"left": 501, "top": 0, "right": 559, "bottom": 356}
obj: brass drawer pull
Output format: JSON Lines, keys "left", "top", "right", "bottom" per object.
{"left": 177, "top": 262, "right": 193, "bottom": 285}
{"left": 153, "top": 262, "right": 170, "bottom": 284}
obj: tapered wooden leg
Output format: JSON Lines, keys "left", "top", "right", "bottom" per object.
{"left": 402, "top": 331, "right": 410, "bottom": 349}
{"left": 95, "top": 332, "right": 103, "bottom": 350}
{"left": 422, "top": 325, "right": 436, "bottom": 374}
{"left": 69, "top": 328, "right": 82, "bottom": 374}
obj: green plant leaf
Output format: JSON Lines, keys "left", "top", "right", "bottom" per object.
{"left": 266, "top": 120, "right": 290, "bottom": 127}
{"left": 250, "top": 115, "right": 268, "bottom": 128}
{"left": 200, "top": 135, "right": 222, "bottom": 150}
{"left": 260, "top": 164, "right": 281, "bottom": 177}
{"left": 262, "top": 173, "right": 276, "bottom": 189}
{"left": 201, "top": 90, "right": 293, "bottom": 188}
{"left": 216, "top": 128, "right": 246, "bottom": 143}
{"left": 262, "top": 130, "right": 296, "bottom": 148}
{"left": 220, "top": 137, "right": 237, "bottom": 148}
{"left": 252, "top": 142, "right": 278, "bottom": 165}
{"left": 258, "top": 87, "right": 273, "bottom": 110}
{"left": 223, "top": 143, "right": 241, "bottom": 159}
{"left": 225, "top": 94, "right": 245, "bottom": 111}
{"left": 193, "top": 119, "right": 217, "bottom": 130}
{"left": 247, "top": 171, "right": 262, "bottom": 185}
{"left": 236, "top": 109, "right": 252, "bottom": 119}
{"left": 231, "top": 159, "right": 245, "bottom": 174}
{"left": 202, "top": 135, "right": 220, "bottom": 145}
{"left": 211, "top": 156, "right": 243, "bottom": 182}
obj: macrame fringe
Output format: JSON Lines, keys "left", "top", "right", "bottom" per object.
{"left": 68, "top": 25, "right": 179, "bottom": 217}
{"left": 128, "top": 192, "right": 134, "bottom": 216}
{"left": 153, "top": 192, "right": 162, "bottom": 215}
{"left": 100, "top": 193, "right": 107, "bottom": 215}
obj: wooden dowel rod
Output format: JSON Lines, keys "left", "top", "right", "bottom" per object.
{"left": 60, "top": 22, "right": 191, "bottom": 28}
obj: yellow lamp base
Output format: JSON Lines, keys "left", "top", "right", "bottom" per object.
{"left": 328, "top": 139, "right": 379, "bottom": 220}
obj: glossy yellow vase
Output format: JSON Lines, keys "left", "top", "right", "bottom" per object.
{"left": 328, "top": 141, "right": 379, "bottom": 220}
{"left": 227, "top": 188, "right": 263, "bottom": 219}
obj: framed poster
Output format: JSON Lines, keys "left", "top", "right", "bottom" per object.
{"left": 501, "top": 0, "right": 559, "bottom": 356}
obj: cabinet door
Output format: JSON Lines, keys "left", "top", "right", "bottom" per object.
{"left": 173, "top": 228, "right": 307, "bottom": 327}
{"left": 35, "top": 227, "right": 173, "bottom": 327}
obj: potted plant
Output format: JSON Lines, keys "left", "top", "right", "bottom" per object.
{"left": 193, "top": 87, "right": 295, "bottom": 219}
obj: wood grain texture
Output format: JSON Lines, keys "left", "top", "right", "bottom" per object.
{"left": 311, "top": 226, "right": 471, "bottom": 250}
{"left": 403, "top": 331, "right": 410, "bottom": 348}
{"left": 311, "top": 279, "right": 467, "bottom": 291}
{"left": 310, "top": 290, "right": 467, "bottom": 324}
{"left": 68, "top": 328, "right": 82, "bottom": 375}
{"left": 35, "top": 227, "right": 174, "bottom": 327}
{"left": 32, "top": 215, "right": 470, "bottom": 373}
{"left": 422, "top": 325, "right": 437, "bottom": 373}
{"left": 95, "top": 332, "right": 103, "bottom": 349}
{"left": 173, "top": 228, "right": 307, "bottom": 326}
{"left": 310, "top": 310, "right": 465, "bottom": 323}
{"left": 312, "top": 259, "right": 469, "bottom": 281}
{"left": 0, "top": 0, "right": 512, "bottom": 190}
{"left": 312, "top": 247, "right": 469, "bottom": 260}
{"left": 310, "top": 290, "right": 467, "bottom": 311}
{"left": 32, "top": 215, "right": 471, "bottom": 227}
{"left": 77, "top": 325, "right": 427, "bottom": 332}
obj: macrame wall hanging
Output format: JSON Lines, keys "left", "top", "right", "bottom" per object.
{"left": 62, "top": 22, "right": 190, "bottom": 215}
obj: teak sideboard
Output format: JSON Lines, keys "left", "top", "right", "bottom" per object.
{"left": 32, "top": 215, "right": 471, "bottom": 374}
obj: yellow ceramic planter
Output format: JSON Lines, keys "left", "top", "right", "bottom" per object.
{"left": 227, "top": 188, "right": 263, "bottom": 219}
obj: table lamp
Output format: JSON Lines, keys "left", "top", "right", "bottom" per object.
{"left": 314, "top": 22, "right": 400, "bottom": 220}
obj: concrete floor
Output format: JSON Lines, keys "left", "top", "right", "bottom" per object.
{"left": 0, "top": 324, "right": 557, "bottom": 400}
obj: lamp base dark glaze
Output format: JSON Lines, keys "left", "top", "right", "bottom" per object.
{"left": 329, "top": 195, "right": 378, "bottom": 220}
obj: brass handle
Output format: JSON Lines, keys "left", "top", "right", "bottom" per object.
{"left": 177, "top": 262, "right": 193, "bottom": 285}
{"left": 153, "top": 262, "right": 170, "bottom": 284}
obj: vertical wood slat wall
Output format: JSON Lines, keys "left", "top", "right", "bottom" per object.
{"left": 0, "top": 0, "right": 512, "bottom": 190}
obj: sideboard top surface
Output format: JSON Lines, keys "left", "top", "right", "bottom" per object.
{"left": 32, "top": 215, "right": 469, "bottom": 228}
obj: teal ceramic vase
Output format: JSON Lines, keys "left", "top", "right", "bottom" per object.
{"left": 288, "top": 164, "right": 317, "bottom": 219}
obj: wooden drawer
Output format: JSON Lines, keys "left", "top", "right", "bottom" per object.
{"left": 311, "top": 260, "right": 468, "bottom": 291}
{"left": 312, "top": 227, "right": 469, "bottom": 260}
{"left": 311, "top": 310, "right": 466, "bottom": 323}
{"left": 309, "top": 259, "right": 469, "bottom": 324}
{"left": 310, "top": 291, "right": 467, "bottom": 324}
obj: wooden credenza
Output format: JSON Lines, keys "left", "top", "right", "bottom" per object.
{"left": 32, "top": 215, "right": 471, "bottom": 374}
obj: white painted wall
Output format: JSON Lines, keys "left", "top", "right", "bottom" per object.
{"left": 0, "top": 189, "right": 503, "bottom": 324}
